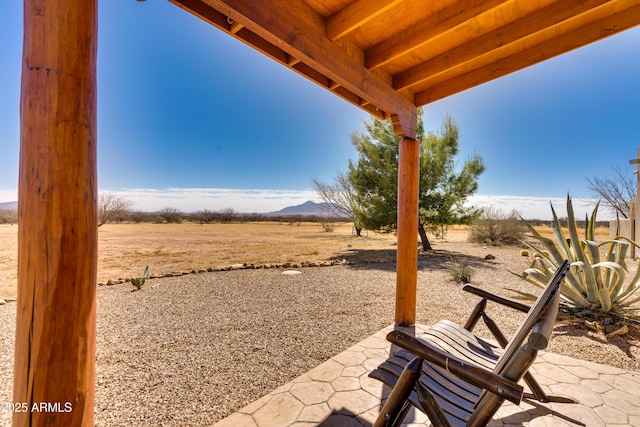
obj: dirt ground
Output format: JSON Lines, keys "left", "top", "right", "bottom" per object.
{"left": 0, "top": 222, "right": 610, "bottom": 299}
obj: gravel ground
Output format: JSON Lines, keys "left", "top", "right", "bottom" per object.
{"left": 1, "top": 243, "right": 638, "bottom": 426}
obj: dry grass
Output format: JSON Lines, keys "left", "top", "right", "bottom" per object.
{"left": 0, "top": 222, "right": 399, "bottom": 298}
{"left": 0, "top": 225, "right": 17, "bottom": 299}
{"left": 0, "top": 222, "right": 611, "bottom": 299}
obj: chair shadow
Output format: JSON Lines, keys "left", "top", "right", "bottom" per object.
{"left": 316, "top": 409, "right": 371, "bottom": 426}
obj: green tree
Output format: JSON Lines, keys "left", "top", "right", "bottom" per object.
{"left": 348, "top": 111, "right": 484, "bottom": 250}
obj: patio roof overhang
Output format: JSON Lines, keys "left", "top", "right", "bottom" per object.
{"left": 170, "top": 0, "right": 640, "bottom": 137}
{"left": 14, "top": 0, "right": 640, "bottom": 425}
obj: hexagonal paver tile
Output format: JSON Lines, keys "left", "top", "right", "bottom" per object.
{"left": 548, "top": 382, "right": 603, "bottom": 407}
{"left": 332, "top": 350, "right": 367, "bottom": 367}
{"left": 364, "top": 347, "right": 391, "bottom": 359}
{"left": 580, "top": 361, "right": 625, "bottom": 375}
{"left": 549, "top": 402, "right": 605, "bottom": 426}
{"left": 331, "top": 376, "right": 361, "bottom": 392}
{"left": 342, "top": 365, "right": 366, "bottom": 378}
{"left": 494, "top": 402, "right": 533, "bottom": 424}
{"left": 601, "top": 389, "right": 640, "bottom": 415}
{"left": 359, "top": 374, "right": 385, "bottom": 397}
{"left": 593, "top": 404, "right": 629, "bottom": 424}
{"left": 533, "top": 363, "right": 580, "bottom": 384}
{"left": 298, "top": 403, "right": 332, "bottom": 422}
{"left": 307, "top": 359, "right": 343, "bottom": 382}
{"left": 579, "top": 378, "right": 612, "bottom": 394}
{"left": 363, "top": 357, "right": 387, "bottom": 372}
{"left": 562, "top": 365, "right": 599, "bottom": 380}
{"left": 539, "top": 352, "right": 583, "bottom": 367}
{"left": 290, "top": 381, "right": 335, "bottom": 405}
{"left": 612, "top": 374, "right": 640, "bottom": 397}
{"left": 239, "top": 394, "right": 272, "bottom": 415}
{"left": 253, "top": 394, "right": 304, "bottom": 427}
{"left": 328, "top": 389, "right": 381, "bottom": 416}
{"left": 361, "top": 336, "right": 391, "bottom": 349}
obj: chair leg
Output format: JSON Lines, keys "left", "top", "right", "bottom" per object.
{"left": 374, "top": 357, "right": 422, "bottom": 427}
{"left": 483, "top": 313, "right": 577, "bottom": 404}
{"left": 463, "top": 298, "right": 487, "bottom": 331}
{"left": 522, "top": 372, "right": 577, "bottom": 404}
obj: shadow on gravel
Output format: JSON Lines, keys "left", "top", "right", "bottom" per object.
{"left": 555, "top": 319, "right": 639, "bottom": 361}
{"left": 329, "top": 247, "right": 505, "bottom": 272}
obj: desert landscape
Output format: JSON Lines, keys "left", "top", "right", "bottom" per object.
{"left": 1, "top": 221, "right": 638, "bottom": 425}
{"left": 1, "top": 221, "right": 409, "bottom": 299}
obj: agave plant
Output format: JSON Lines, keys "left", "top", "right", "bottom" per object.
{"left": 516, "top": 196, "right": 640, "bottom": 314}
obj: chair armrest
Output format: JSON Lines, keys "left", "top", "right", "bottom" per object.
{"left": 463, "top": 285, "right": 531, "bottom": 313}
{"left": 386, "top": 331, "right": 524, "bottom": 404}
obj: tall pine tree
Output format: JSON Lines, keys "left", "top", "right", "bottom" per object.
{"left": 348, "top": 111, "right": 484, "bottom": 250}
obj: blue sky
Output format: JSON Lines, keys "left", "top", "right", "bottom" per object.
{"left": 1, "top": 2, "right": 639, "bottom": 219}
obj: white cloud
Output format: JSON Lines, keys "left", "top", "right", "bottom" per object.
{"left": 0, "top": 188, "right": 17, "bottom": 203}
{"left": 0, "top": 186, "right": 617, "bottom": 221}
{"left": 107, "top": 187, "right": 322, "bottom": 213}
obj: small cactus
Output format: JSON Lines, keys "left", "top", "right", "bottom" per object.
{"left": 131, "top": 266, "right": 150, "bottom": 291}
{"left": 520, "top": 249, "right": 529, "bottom": 256}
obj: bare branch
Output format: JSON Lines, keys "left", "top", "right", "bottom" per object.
{"left": 313, "top": 172, "right": 359, "bottom": 220}
{"left": 98, "top": 192, "right": 133, "bottom": 226}
{"left": 586, "top": 165, "right": 635, "bottom": 219}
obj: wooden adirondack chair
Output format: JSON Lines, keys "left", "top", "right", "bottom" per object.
{"left": 370, "top": 260, "right": 572, "bottom": 427}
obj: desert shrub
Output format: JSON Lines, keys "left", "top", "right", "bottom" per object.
{"left": 0, "top": 210, "right": 17, "bottom": 225}
{"left": 447, "top": 259, "right": 473, "bottom": 284}
{"left": 515, "top": 196, "right": 640, "bottom": 314}
{"left": 468, "top": 207, "right": 525, "bottom": 245}
{"left": 320, "top": 219, "right": 335, "bottom": 232}
{"left": 159, "top": 207, "right": 183, "bottom": 224}
{"left": 196, "top": 209, "right": 217, "bottom": 224}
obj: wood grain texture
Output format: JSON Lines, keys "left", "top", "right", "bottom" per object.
{"left": 395, "top": 136, "right": 419, "bottom": 325}
{"left": 15, "top": 0, "right": 97, "bottom": 425}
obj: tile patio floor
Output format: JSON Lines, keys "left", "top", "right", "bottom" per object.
{"left": 215, "top": 324, "right": 640, "bottom": 427}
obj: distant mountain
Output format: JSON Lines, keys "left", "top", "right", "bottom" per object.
{"left": 268, "top": 200, "right": 341, "bottom": 217}
{"left": 0, "top": 201, "right": 17, "bottom": 211}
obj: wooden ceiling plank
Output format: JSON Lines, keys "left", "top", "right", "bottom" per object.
{"left": 394, "top": 0, "right": 613, "bottom": 90}
{"left": 414, "top": 1, "right": 640, "bottom": 105}
{"left": 170, "top": 0, "right": 230, "bottom": 31}
{"left": 366, "top": 0, "right": 509, "bottom": 70}
{"left": 327, "top": 0, "right": 403, "bottom": 41}
{"left": 192, "top": 0, "right": 417, "bottom": 135}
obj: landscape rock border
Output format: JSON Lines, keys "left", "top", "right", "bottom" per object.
{"left": 97, "top": 259, "right": 350, "bottom": 287}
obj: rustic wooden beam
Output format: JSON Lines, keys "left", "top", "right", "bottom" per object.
{"left": 14, "top": 1, "right": 97, "bottom": 425}
{"left": 393, "top": 0, "right": 611, "bottom": 91}
{"left": 413, "top": 0, "right": 640, "bottom": 105}
{"left": 394, "top": 111, "right": 419, "bottom": 325}
{"left": 172, "top": 0, "right": 416, "bottom": 134}
{"left": 326, "top": 0, "right": 403, "bottom": 41}
{"left": 366, "top": 0, "right": 508, "bottom": 70}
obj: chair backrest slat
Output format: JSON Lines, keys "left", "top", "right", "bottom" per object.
{"left": 493, "top": 260, "right": 570, "bottom": 375}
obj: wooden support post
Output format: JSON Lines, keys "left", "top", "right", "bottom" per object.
{"left": 395, "top": 135, "right": 419, "bottom": 325}
{"left": 629, "top": 147, "right": 640, "bottom": 258}
{"left": 14, "top": 1, "right": 97, "bottom": 426}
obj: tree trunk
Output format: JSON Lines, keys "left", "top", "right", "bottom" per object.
{"left": 418, "top": 222, "right": 432, "bottom": 251}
